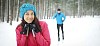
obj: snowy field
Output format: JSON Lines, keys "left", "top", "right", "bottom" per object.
{"left": 0, "top": 16, "right": 100, "bottom": 46}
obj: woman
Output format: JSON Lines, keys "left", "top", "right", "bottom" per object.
{"left": 15, "top": 3, "right": 51, "bottom": 46}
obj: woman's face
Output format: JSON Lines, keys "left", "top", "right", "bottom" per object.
{"left": 24, "top": 10, "right": 34, "bottom": 23}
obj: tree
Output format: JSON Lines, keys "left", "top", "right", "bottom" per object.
{"left": 2, "top": 0, "right": 5, "bottom": 22}
{"left": 10, "top": 0, "right": 14, "bottom": 25}
{"left": 17, "top": 0, "right": 20, "bottom": 22}
{"left": 7, "top": 0, "right": 9, "bottom": 23}
{"left": 78, "top": 0, "right": 81, "bottom": 17}
{"left": 0, "top": 0, "right": 2, "bottom": 22}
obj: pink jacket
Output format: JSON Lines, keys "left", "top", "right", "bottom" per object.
{"left": 16, "top": 21, "right": 51, "bottom": 46}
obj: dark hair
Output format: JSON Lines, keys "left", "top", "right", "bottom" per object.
{"left": 20, "top": 16, "right": 42, "bottom": 32}
{"left": 57, "top": 8, "right": 61, "bottom": 11}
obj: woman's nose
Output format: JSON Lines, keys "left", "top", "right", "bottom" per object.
{"left": 28, "top": 15, "right": 32, "bottom": 18}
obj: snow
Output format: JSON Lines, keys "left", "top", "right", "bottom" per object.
{"left": 0, "top": 16, "right": 100, "bottom": 46}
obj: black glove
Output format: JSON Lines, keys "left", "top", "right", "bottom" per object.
{"left": 20, "top": 24, "right": 30, "bottom": 35}
{"left": 30, "top": 24, "right": 40, "bottom": 33}
{"left": 20, "top": 24, "right": 40, "bottom": 35}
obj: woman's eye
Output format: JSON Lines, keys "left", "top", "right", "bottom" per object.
{"left": 31, "top": 13, "right": 34, "bottom": 15}
{"left": 26, "top": 13, "right": 29, "bottom": 15}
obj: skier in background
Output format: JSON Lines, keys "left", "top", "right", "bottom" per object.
{"left": 52, "top": 8, "right": 66, "bottom": 41}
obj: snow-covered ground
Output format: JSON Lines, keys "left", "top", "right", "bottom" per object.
{"left": 0, "top": 16, "right": 100, "bottom": 46}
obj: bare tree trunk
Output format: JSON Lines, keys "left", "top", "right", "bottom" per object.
{"left": 78, "top": 0, "right": 82, "bottom": 17}
{"left": 47, "top": 0, "right": 49, "bottom": 19}
{"left": 50, "top": 0, "right": 52, "bottom": 19}
{"left": 2, "top": 0, "right": 5, "bottom": 22}
{"left": 45, "top": 0, "right": 48, "bottom": 19}
{"left": 41, "top": 0, "right": 43, "bottom": 19}
{"left": 17, "top": 0, "right": 20, "bottom": 22}
{"left": 73, "top": 0, "right": 76, "bottom": 18}
{"left": 7, "top": 0, "right": 9, "bottom": 23}
{"left": 10, "top": 0, "right": 14, "bottom": 25}
{"left": 49, "top": 0, "right": 51, "bottom": 19}
{"left": 82, "top": 0, "right": 85, "bottom": 16}
{"left": 13, "top": 0, "right": 16, "bottom": 21}
{"left": 48, "top": 0, "right": 50, "bottom": 19}
{"left": 50, "top": 0, "right": 53, "bottom": 18}
{"left": 36, "top": 0, "right": 39, "bottom": 19}
{"left": 92, "top": 0, "right": 95, "bottom": 17}
{"left": 0, "top": 0, "right": 1, "bottom": 22}
{"left": 0, "top": 0, "right": 3, "bottom": 21}
{"left": 43, "top": 0, "right": 46, "bottom": 19}
{"left": 39, "top": 0, "right": 41, "bottom": 19}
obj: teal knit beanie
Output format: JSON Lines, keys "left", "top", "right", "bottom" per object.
{"left": 20, "top": 3, "right": 36, "bottom": 18}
